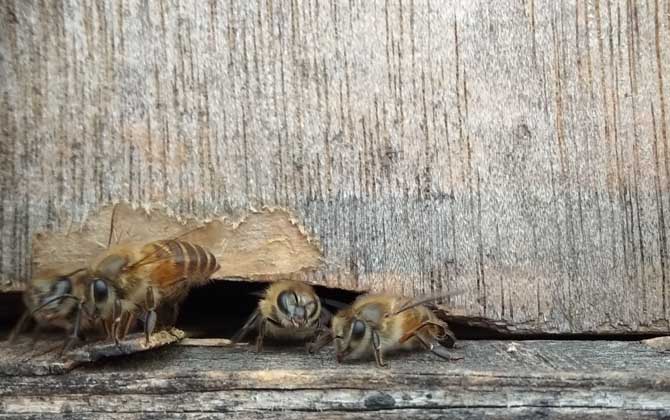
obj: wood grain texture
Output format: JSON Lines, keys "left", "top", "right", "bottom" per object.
{"left": 2, "top": 1, "right": 670, "bottom": 334}
{"left": 642, "top": 335, "right": 670, "bottom": 351}
{"left": 0, "top": 341, "right": 668, "bottom": 418}
{"left": 0, "top": 328, "right": 185, "bottom": 375}
{"left": 1, "top": 411, "right": 667, "bottom": 420}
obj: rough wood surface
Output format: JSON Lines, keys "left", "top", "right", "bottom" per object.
{"left": 2, "top": 1, "right": 670, "bottom": 334}
{"left": 65, "top": 327, "right": 185, "bottom": 363}
{"left": 0, "top": 340, "right": 668, "bottom": 419}
{"left": 1, "top": 411, "right": 666, "bottom": 420}
{"left": 0, "top": 411, "right": 666, "bottom": 420}
{"left": 642, "top": 335, "right": 670, "bottom": 352}
{"left": 0, "top": 328, "right": 185, "bottom": 375}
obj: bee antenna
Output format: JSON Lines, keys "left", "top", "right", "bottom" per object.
{"left": 249, "top": 290, "right": 265, "bottom": 298}
{"left": 62, "top": 267, "right": 88, "bottom": 278}
{"left": 388, "top": 289, "right": 466, "bottom": 317}
{"left": 108, "top": 203, "right": 119, "bottom": 247}
{"left": 30, "top": 294, "right": 81, "bottom": 316}
{"left": 173, "top": 224, "right": 208, "bottom": 240}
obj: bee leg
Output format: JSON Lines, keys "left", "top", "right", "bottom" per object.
{"left": 438, "top": 325, "right": 457, "bottom": 348}
{"left": 61, "top": 302, "right": 84, "bottom": 356}
{"left": 414, "top": 331, "right": 463, "bottom": 361}
{"left": 110, "top": 299, "right": 123, "bottom": 346}
{"left": 307, "top": 328, "right": 333, "bottom": 354}
{"left": 421, "top": 319, "right": 457, "bottom": 348}
{"left": 162, "top": 304, "right": 185, "bottom": 341}
{"left": 398, "top": 320, "right": 456, "bottom": 348}
{"left": 168, "top": 303, "right": 180, "bottom": 327}
{"left": 144, "top": 286, "right": 158, "bottom": 345}
{"left": 255, "top": 319, "right": 266, "bottom": 352}
{"left": 28, "top": 323, "right": 45, "bottom": 346}
{"left": 231, "top": 308, "right": 261, "bottom": 344}
{"left": 102, "top": 316, "right": 114, "bottom": 341}
{"left": 371, "top": 329, "right": 388, "bottom": 368}
{"left": 118, "top": 310, "right": 136, "bottom": 341}
{"left": 8, "top": 311, "right": 33, "bottom": 343}
{"left": 144, "top": 310, "right": 157, "bottom": 345}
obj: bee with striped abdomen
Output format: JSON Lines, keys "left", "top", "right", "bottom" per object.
{"left": 84, "top": 239, "right": 220, "bottom": 345}
{"left": 312, "top": 292, "right": 461, "bottom": 367}
{"left": 9, "top": 204, "right": 221, "bottom": 352}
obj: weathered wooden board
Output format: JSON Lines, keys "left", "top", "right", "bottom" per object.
{"left": 2, "top": 0, "right": 670, "bottom": 334}
{"left": 0, "top": 328, "right": 185, "bottom": 375}
{"left": 0, "top": 411, "right": 667, "bottom": 420}
{"left": 642, "top": 335, "right": 670, "bottom": 352}
{"left": 0, "top": 340, "right": 668, "bottom": 419}
{"left": 1, "top": 411, "right": 666, "bottom": 420}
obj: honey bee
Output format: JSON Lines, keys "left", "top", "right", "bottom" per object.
{"left": 232, "top": 279, "right": 332, "bottom": 351}
{"left": 11, "top": 238, "right": 219, "bottom": 353}
{"left": 8, "top": 267, "right": 94, "bottom": 345}
{"left": 311, "top": 292, "right": 461, "bottom": 367}
{"left": 82, "top": 238, "right": 220, "bottom": 345}
{"left": 11, "top": 201, "right": 220, "bottom": 352}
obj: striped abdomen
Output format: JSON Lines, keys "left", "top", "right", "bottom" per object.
{"left": 143, "top": 240, "right": 219, "bottom": 289}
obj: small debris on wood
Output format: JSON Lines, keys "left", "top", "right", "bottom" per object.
{"left": 178, "top": 338, "right": 236, "bottom": 347}
{"left": 66, "top": 328, "right": 185, "bottom": 362}
{"left": 641, "top": 336, "right": 670, "bottom": 352}
{"left": 506, "top": 342, "right": 520, "bottom": 353}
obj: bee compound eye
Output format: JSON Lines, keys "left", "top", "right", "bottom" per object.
{"left": 351, "top": 319, "right": 366, "bottom": 339}
{"left": 293, "top": 305, "right": 306, "bottom": 320}
{"left": 277, "top": 291, "right": 296, "bottom": 315}
{"left": 92, "top": 279, "right": 109, "bottom": 303}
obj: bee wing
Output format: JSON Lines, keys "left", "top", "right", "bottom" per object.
{"left": 121, "top": 250, "right": 189, "bottom": 295}
{"left": 231, "top": 308, "right": 262, "bottom": 343}
{"left": 307, "top": 327, "right": 333, "bottom": 354}
{"left": 415, "top": 330, "right": 462, "bottom": 361}
{"left": 389, "top": 289, "right": 466, "bottom": 317}
{"left": 148, "top": 260, "right": 188, "bottom": 289}
{"left": 123, "top": 248, "right": 167, "bottom": 271}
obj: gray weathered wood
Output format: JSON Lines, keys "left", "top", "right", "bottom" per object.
{"left": 1, "top": 410, "right": 667, "bottom": 420}
{"left": 2, "top": 0, "right": 670, "bottom": 334}
{"left": 642, "top": 335, "right": 670, "bottom": 352}
{"left": 65, "top": 328, "right": 185, "bottom": 362}
{"left": 0, "top": 328, "right": 185, "bottom": 375}
{"left": 0, "top": 340, "right": 668, "bottom": 418}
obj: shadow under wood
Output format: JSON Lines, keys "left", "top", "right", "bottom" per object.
{"left": 177, "top": 279, "right": 361, "bottom": 338}
{"left": 1, "top": 280, "right": 667, "bottom": 342}
{"left": 176, "top": 280, "right": 668, "bottom": 342}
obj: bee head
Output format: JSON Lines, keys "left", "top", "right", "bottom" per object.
{"left": 331, "top": 300, "right": 388, "bottom": 363}
{"left": 84, "top": 254, "right": 128, "bottom": 318}
{"left": 25, "top": 269, "right": 84, "bottom": 328}
{"left": 275, "top": 287, "right": 320, "bottom": 329}
{"left": 331, "top": 310, "right": 369, "bottom": 363}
